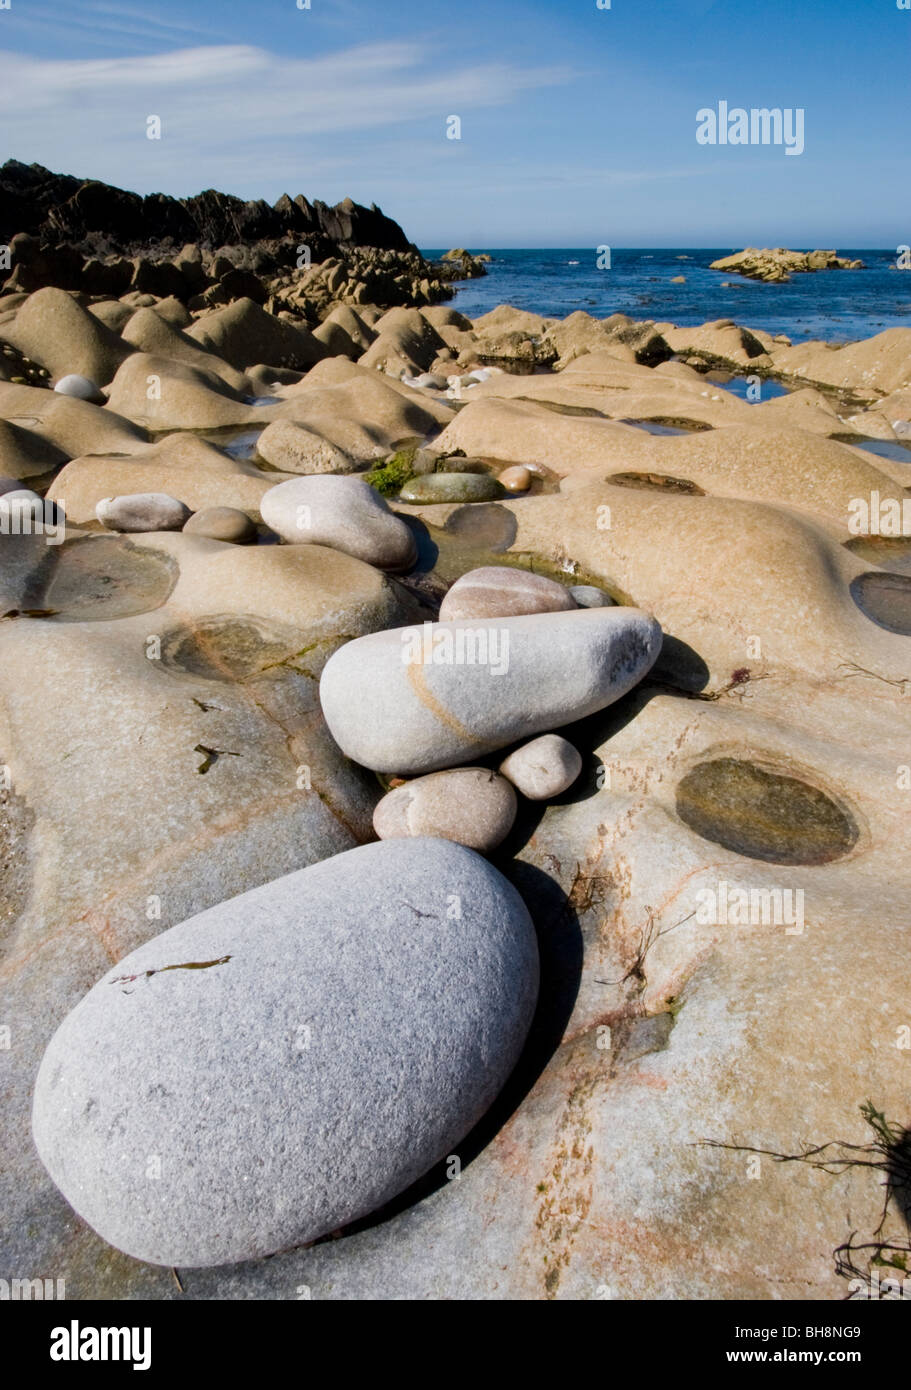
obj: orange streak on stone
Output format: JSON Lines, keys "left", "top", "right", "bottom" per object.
{"left": 406, "top": 661, "right": 477, "bottom": 746}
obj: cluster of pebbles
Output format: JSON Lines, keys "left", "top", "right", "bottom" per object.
{"left": 85, "top": 465, "right": 657, "bottom": 858}
{"left": 18, "top": 361, "right": 662, "bottom": 1265}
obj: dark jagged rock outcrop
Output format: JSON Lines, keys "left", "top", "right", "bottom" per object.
{"left": 0, "top": 161, "right": 451, "bottom": 315}
{"left": 433, "top": 248, "right": 491, "bottom": 282}
{"left": 0, "top": 160, "right": 415, "bottom": 257}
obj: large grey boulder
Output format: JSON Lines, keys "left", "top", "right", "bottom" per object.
{"left": 32, "top": 837, "right": 539, "bottom": 1269}
{"left": 319, "top": 607, "right": 662, "bottom": 774}
{"left": 260, "top": 474, "right": 417, "bottom": 571}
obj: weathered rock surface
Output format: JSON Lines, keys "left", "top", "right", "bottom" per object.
{"left": 710, "top": 247, "right": 864, "bottom": 283}
{"left": 32, "top": 838, "right": 539, "bottom": 1266}
{"left": 47, "top": 434, "right": 281, "bottom": 521}
{"left": 273, "top": 357, "right": 453, "bottom": 464}
{"left": 104, "top": 353, "right": 263, "bottom": 431}
{"left": 770, "top": 328, "right": 911, "bottom": 398}
{"left": 120, "top": 307, "right": 248, "bottom": 391}
{"left": 3, "top": 287, "right": 130, "bottom": 385}
{"left": 187, "top": 298, "right": 326, "bottom": 372}
{"left": 359, "top": 308, "right": 447, "bottom": 377}
{"left": 256, "top": 418, "right": 356, "bottom": 475}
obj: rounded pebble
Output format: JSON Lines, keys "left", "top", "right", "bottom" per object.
{"left": 183, "top": 506, "right": 258, "bottom": 544}
{"left": 319, "top": 607, "right": 663, "bottom": 775}
{"left": 499, "top": 734, "right": 583, "bottom": 800}
{"left": 96, "top": 493, "right": 192, "bottom": 533}
{"left": 373, "top": 767, "right": 517, "bottom": 852}
{"left": 440, "top": 566, "right": 577, "bottom": 622}
{"left": 498, "top": 465, "right": 532, "bottom": 493}
{"left": 54, "top": 374, "right": 105, "bottom": 404}
{"left": 399, "top": 472, "right": 502, "bottom": 505}
{"left": 568, "top": 584, "right": 615, "bottom": 608}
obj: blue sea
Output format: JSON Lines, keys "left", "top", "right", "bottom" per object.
{"left": 421, "top": 249, "right": 911, "bottom": 346}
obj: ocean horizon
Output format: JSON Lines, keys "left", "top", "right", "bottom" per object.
{"left": 422, "top": 247, "right": 911, "bottom": 344}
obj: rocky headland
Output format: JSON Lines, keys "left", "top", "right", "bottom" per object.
{"left": 0, "top": 160, "right": 463, "bottom": 318}
{"left": 1, "top": 170, "right": 911, "bottom": 1300}
{"left": 710, "top": 246, "right": 865, "bottom": 283}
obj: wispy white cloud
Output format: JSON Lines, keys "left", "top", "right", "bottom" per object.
{"left": 0, "top": 0, "right": 217, "bottom": 53}
{"left": 83, "top": 0, "right": 218, "bottom": 37}
{"left": 0, "top": 41, "right": 572, "bottom": 195}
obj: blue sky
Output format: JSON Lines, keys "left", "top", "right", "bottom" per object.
{"left": 0, "top": 0, "right": 908, "bottom": 246}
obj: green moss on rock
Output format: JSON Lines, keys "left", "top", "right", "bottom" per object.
{"left": 365, "top": 446, "right": 417, "bottom": 497}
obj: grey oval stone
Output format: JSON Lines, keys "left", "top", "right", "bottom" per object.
{"left": 0, "top": 488, "right": 46, "bottom": 524}
{"left": 32, "top": 837, "right": 539, "bottom": 1268}
{"left": 260, "top": 475, "right": 417, "bottom": 571}
{"left": 320, "top": 607, "right": 663, "bottom": 775}
{"left": 499, "top": 734, "right": 583, "bottom": 800}
{"left": 374, "top": 768, "right": 517, "bottom": 852}
{"left": 96, "top": 492, "right": 192, "bottom": 533}
{"left": 400, "top": 473, "right": 502, "bottom": 505}
{"left": 408, "top": 372, "right": 448, "bottom": 390}
{"left": 569, "top": 584, "right": 615, "bottom": 608}
{"left": 440, "top": 566, "right": 577, "bottom": 622}
{"left": 54, "top": 373, "right": 105, "bottom": 404}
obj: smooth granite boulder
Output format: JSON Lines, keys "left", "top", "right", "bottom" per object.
{"left": 439, "top": 566, "right": 577, "bottom": 621}
{"left": 260, "top": 475, "right": 417, "bottom": 571}
{"left": 373, "top": 768, "right": 517, "bottom": 851}
{"left": 96, "top": 492, "right": 192, "bottom": 532}
{"left": 32, "top": 838, "right": 539, "bottom": 1268}
{"left": 499, "top": 734, "right": 583, "bottom": 800}
{"left": 320, "top": 607, "right": 663, "bottom": 774}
